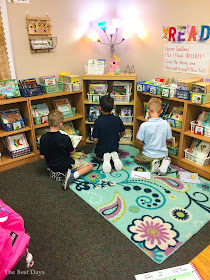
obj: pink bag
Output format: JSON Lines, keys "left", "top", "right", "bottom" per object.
{"left": 0, "top": 199, "right": 33, "bottom": 280}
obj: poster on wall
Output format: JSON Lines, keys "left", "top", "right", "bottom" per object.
{"left": 163, "top": 43, "right": 210, "bottom": 75}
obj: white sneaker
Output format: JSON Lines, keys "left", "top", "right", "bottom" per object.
{"left": 151, "top": 159, "right": 160, "bottom": 173}
{"left": 157, "top": 157, "right": 171, "bottom": 176}
{"left": 111, "top": 151, "right": 123, "bottom": 172}
{"left": 102, "top": 153, "right": 112, "bottom": 174}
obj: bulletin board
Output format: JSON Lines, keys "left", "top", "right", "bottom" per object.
{"left": 0, "top": 0, "right": 16, "bottom": 80}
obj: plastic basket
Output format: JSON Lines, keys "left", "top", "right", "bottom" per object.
{"left": 150, "top": 85, "right": 162, "bottom": 95}
{"left": 87, "top": 114, "right": 99, "bottom": 122}
{"left": 33, "top": 115, "right": 48, "bottom": 125}
{"left": 85, "top": 65, "right": 106, "bottom": 75}
{"left": 19, "top": 85, "right": 43, "bottom": 97}
{"left": 190, "top": 121, "right": 210, "bottom": 137}
{"left": 64, "top": 107, "right": 76, "bottom": 118}
{"left": 176, "top": 89, "right": 190, "bottom": 100}
{"left": 120, "top": 134, "right": 132, "bottom": 142}
{"left": 41, "top": 81, "right": 64, "bottom": 94}
{"left": 63, "top": 82, "right": 81, "bottom": 92}
{"left": 7, "top": 145, "right": 31, "bottom": 159}
{"left": 119, "top": 115, "right": 133, "bottom": 123}
{"left": 0, "top": 117, "right": 27, "bottom": 131}
{"left": 190, "top": 92, "right": 210, "bottom": 105}
{"left": 184, "top": 148, "right": 210, "bottom": 166}
{"left": 164, "top": 115, "right": 182, "bottom": 129}
{"left": 110, "top": 93, "right": 131, "bottom": 103}
{"left": 167, "top": 146, "right": 179, "bottom": 156}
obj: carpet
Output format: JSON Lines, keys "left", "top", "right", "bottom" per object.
{"left": 70, "top": 145, "right": 210, "bottom": 264}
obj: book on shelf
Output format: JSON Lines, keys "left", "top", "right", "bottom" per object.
{"left": 113, "top": 81, "right": 132, "bottom": 96}
{"left": 0, "top": 109, "right": 22, "bottom": 124}
{"left": 20, "top": 78, "right": 38, "bottom": 88}
{"left": 4, "top": 133, "right": 29, "bottom": 152}
{"left": 89, "top": 82, "right": 107, "bottom": 95}
{"left": 52, "top": 98, "right": 72, "bottom": 118}
{"left": 120, "top": 107, "right": 132, "bottom": 117}
{"left": 39, "top": 75, "right": 57, "bottom": 85}
{"left": 32, "top": 103, "right": 49, "bottom": 118}
{"left": 61, "top": 121, "right": 75, "bottom": 135}
{"left": 167, "top": 133, "right": 180, "bottom": 148}
{"left": 188, "top": 139, "right": 210, "bottom": 159}
{"left": 135, "top": 263, "right": 203, "bottom": 280}
{"left": 196, "top": 111, "right": 210, "bottom": 128}
{"left": 169, "top": 107, "right": 184, "bottom": 121}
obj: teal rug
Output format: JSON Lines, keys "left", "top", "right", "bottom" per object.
{"left": 70, "top": 145, "right": 210, "bottom": 264}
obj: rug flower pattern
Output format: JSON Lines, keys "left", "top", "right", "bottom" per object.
{"left": 71, "top": 146, "right": 210, "bottom": 264}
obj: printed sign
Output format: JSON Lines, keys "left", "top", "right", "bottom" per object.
{"left": 163, "top": 43, "right": 210, "bottom": 75}
{"left": 7, "top": 0, "right": 30, "bottom": 3}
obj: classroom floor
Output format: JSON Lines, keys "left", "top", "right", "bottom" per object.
{"left": 1, "top": 144, "right": 210, "bottom": 280}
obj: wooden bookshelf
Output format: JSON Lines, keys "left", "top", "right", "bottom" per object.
{"left": 0, "top": 89, "right": 85, "bottom": 171}
{"left": 82, "top": 73, "right": 136, "bottom": 146}
{"left": 134, "top": 92, "right": 210, "bottom": 179}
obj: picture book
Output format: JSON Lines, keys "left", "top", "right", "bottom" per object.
{"left": 59, "top": 130, "right": 82, "bottom": 148}
{"left": 169, "top": 107, "right": 184, "bottom": 121}
{"left": 32, "top": 103, "right": 49, "bottom": 117}
{"left": 179, "top": 172, "right": 201, "bottom": 184}
{"left": 188, "top": 139, "right": 210, "bottom": 159}
{"left": 0, "top": 109, "right": 22, "bottom": 124}
{"left": 5, "top": 133, "right": 29, "bottom": 152}
{"left": 52, "top": 98, "right": 72, "bottom": 118}
{"left": 135, "top": 263, "right": 203, "bottom": 280}
{"left": 39, "top": 75, "right": 56, "bottom": 85}
{"left": 196, "top": 111, "right": 210, "bottom": 128}
{"left": 89, "top": 83, "right": 107, "bottom": 95}
{"left": 120, "top": 107, "right": 132, "bottom": 117}
{"left": 0, "top": 79, "right": 21, "bottom": 99}
{"left": 61, "top": 122, "right": 75, "bottom": 135}
{"left": 131, "top": 171, "right": 151, "bottom": 179}
{"left": 113, "top": 81, "right": 132, "bottom": 95}
{"left": 21, "top": 78, "right": 38, "bottom": 88}
{"left": 167, "top": 133, "right": 180, "bottom": 148}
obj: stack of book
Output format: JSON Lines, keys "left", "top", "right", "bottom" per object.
{"left": 113, "top": 81, "right": 132, "bottom": 96}
{"left": 39, "top": 75, "right": 57, "bottom": 85}
{"left": 19, "top": 78, "right": 38, "bottom": 88}
{"left": 186, "top": 139, "right": 210, "bottom": 166}
{"left": 3, "top": 133, "right": 31, "bottom": 158}
{"left": 52, "top": 98, "right": 72, "bottom": 118}
{"left": 32, "top": 103, "right": 49, "bottom": 125}
{"left": 0, "top": 109, "right": 25, "bottom": 131}
{"left": 89, "top": 81, "right": 108, "bottom": 95}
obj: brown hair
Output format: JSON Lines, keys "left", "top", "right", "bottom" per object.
{"left": 148, "top": 98, "right": 162, "bottom": 113}
{"left": 48, "top": 110, "right": 64, "bottom": 127}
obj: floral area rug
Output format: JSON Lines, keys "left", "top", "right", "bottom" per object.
{"left": 70, "top": 145, "right": 210, "bottom": 264}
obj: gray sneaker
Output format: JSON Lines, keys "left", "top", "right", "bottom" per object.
{"left": 63, "top": 169, "right": 74, "bottom": 191}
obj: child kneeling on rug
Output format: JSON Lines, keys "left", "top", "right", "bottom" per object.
{"left": 134, "top": 97, "right": 172, "bottom": 175}
{"left": 92, "top": 95, "right": 125, "bottom": 174}
{"left": 40, "top": 110, "right": 93, "bottom": 191}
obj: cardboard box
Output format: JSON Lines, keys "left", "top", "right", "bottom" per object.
{"left": 191, "top": 82, "right": 210, "bottom": 94}
{"left": 177, "top": 77, "right": 203, "bottom": 91}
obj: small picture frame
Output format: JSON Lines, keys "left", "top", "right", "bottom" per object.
{"left": 150, "top": 86, "right": 157, "bottom": 95}
{"left": 41, "top": 115, "right": 48, "bottom": 124}
{"left": 161, "top": 88, "right": 170, "bottom": 98}
{"left": 191, "top": 93, "right": 202, "bottom": 104}
{"left": 167, "top": 118, "right": 176, "bottom": 127}
{"left": 92, "top": 95, "right": 100, "bottom": 102}
{"left": 194, "top": 124, "right": 204, "bottom": 135}
{"left": 137, "top": 84, "right": 143, "bottom": 92}
{"left": 12, "top": 121, "right": 22, "bottom": 130}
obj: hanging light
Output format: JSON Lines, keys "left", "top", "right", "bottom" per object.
{"left": 112, "top": 19, "right": 121, "bottom": 29}
{"left": 106, "top": 24, "right": 116, "bottom": 35}
{"left": 88, "top": 31, "right": 99, "bottom": 42}
{"left": 98, "top": 21, "right": 107, "bottom": 30}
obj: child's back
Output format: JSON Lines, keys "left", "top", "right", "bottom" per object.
{"left": 93, "top": 113, "right": 125, "bottom": 159}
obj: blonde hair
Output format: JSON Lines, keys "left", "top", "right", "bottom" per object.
{"left": 148, "top": 98, "right": 162, "bottom": 113}
{"left": 48, "top": 110, "right": 64, "bottom": 127}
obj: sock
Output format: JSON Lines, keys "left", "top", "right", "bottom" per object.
{"left": 157, "top": 157, "right": 171, "bottom": 175}
{"left": 73, "top": 171, "right": 79, "bottom": 179}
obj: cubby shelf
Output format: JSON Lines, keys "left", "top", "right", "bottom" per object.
{"left": 135, "top": 91, "right": 210, "bottom": 179}
{"left": 184, "top": 130, "right": 210, "bottom": 143}
{"left": 82, "top": 73, "right": 136, "bottom": 146}
{"left": 0, "top": 89, "right": 85, "bottom": 172}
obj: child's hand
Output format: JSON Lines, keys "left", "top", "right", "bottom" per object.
{"left": 81, "top": 151, "right": 87, "bottom": 158}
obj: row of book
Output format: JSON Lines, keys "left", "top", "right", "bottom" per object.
{"left": 88, "top": 81, "right": 132, "bottom": 96}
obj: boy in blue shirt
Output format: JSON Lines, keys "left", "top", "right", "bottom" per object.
{"left": 134, "top": 97, "right": 172, "bottom": 175}
{"left": 92, "top": 95, "right": 125, "bottom": 174}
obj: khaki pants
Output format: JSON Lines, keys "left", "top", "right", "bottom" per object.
{"left": 71, "top": 159, "right": 89, "bottom": 171}
{"left": 134, "top": 151, "right": 164, "bottom": 164}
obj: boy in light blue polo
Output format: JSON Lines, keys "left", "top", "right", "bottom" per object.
{"left": 134, "top": 97, "right": 172, "bottom": 175}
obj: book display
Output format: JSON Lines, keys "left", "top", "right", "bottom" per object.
{"left": 82, "top": 73, "right": 136, "bottom": 145}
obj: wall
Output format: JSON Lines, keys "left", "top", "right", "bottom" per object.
{"left": 6, "top": 0, "right": 210, "bottom": 81}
